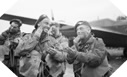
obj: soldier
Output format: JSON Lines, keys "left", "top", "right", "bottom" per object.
{"left": 0, "top": 19, "right": 23, "bottom": 76}
{"left": 14, "top": 14, "right": 51, "bottom": 77}
{"left": 14, "top": 14, "right": 66, "bottom": 77}
{"left": 46, "top": 22, "right": 68, "bottom": 77}
{"left": 0, "top": 19, "right": 22, "bottom": 61}
{"left": 49, "top": 22, "right": 68, "bottom": 50}
{"left": 65, "top": 21, "right": 112, "bottom": 77}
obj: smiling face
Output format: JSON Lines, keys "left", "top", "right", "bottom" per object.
{"left": 38, "top": 18, "right": 51, "bottom": 33}
{"left": 76, "top": 24, "right": 91, "bottom": 39}
{"left": 50, "top": 24, "right": 60, "bottom": 36}
{"left": 9, "top": 22, "right": 20, "bottom": 33}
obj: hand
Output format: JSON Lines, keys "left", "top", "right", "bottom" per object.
{"left": 4, "top": 40, "right": 11, "bottom": 47}
{"left": 46, "top": 47, "right": 57, "bottom": 56}
{"left": 14, "top": 38, "right": 20, "bottom": 43}
{"left": 61, "top": 40, "right": 69, "bottom": 48}
{"left": 73, "top": 36, "right": 80, "bottom": 44}
{"left": 65, "top": 47, "right": 77, "bottom": 59}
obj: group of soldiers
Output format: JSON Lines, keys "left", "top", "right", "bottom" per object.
{"left": 0, "top": 14, "right": 113, "bottom": 77}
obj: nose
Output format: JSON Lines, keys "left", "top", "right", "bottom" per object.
{"left": 44, "top": 28, "right": 49, "bottom": 33}
{"left": 77, "top": 30, "right": 81, "bottom": 35}
{"left": 10, "top": 26, "right": 14, "bottom": 29}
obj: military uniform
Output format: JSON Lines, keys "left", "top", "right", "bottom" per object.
{"left": 45, "top": 34, "right": 68, "bottom": 77}
{"left": 0, "top": 29, "right": 21, "bottom": 60}
{"left": 15, "top": 30, "right": 66, "bottom": 77}
{"left": 0, "top": 29, "right": 23, "bottom": 77}
{"left": 67, "top": 35, "right": 112, "bottom": 77}
{"left": 15, "top": 14, "right": 52, "bottom": 77}
{"left": 0, "top": 29, "right": 21, "bottom": 55}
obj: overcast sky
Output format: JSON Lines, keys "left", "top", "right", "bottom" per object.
{"left": 5, "top": 0, "right": 124, "bottom": 25}
{"left": 0, "top": 0, "right": 125, "bottom": 33}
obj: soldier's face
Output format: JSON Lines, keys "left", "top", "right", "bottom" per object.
{"left": 10, "top": 22, "right": 20, "bottom": 33}
{"left": 50, "top": 25, "right": 59, "bottom": 35}
{"left": 38, "top": 18, "right": 50, "bottom": 33}
{"left": 76, "top": 25, "right": 91, "bottom": 39}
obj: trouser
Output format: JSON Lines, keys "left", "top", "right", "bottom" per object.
{"left": 43, "top": 65, "right": 65, "bottom": 77}
{"left": 3, "top": 55, "right": 21, "bottom": 76}
{"left": 73, "top": 63, "right": 82, "bottom": 77}
{"left": 102, "top": 68, "right": 113, "bottom": 77}
{"left": 45, "top": 54, "right": 66, "bottom": 77}
{"left": 74, "top": 70, "right": 81, "bottom": 77}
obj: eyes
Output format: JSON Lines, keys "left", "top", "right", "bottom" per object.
{"left": 77, "top": 25, "right": 90, "bottom": 32}
{"left": 13, "top": 26, "right": 18, "bottom": 28}
{"left": 39, "top": 21, "right": 50, "bottom": 25}
{"left": 10, "top": 25, "right": 19, "bottom": 29}
{"left": 44, "top": 22, "right": 50, "bottom": 25}
{"left": 77, "top": 27, "right": 84, "bottom": 31}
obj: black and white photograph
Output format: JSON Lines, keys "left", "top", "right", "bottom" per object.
{"left": 0, "top": 0, "right": 127, "bottom": 77}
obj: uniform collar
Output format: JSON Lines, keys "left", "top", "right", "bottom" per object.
{"left": 79, "top": 34, "right": 94, "bottom": 45}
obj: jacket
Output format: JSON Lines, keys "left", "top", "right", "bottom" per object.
{"left": 45, "top": 34, "right": 68, "bottom": 77}
{"left": 68, "top": 36, "right": 111, "bottom": 77}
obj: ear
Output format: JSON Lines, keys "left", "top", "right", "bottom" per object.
{"left": 88, "top": 27, "right": 91, "bottom": 33}
{"left": 37, "top": 23, "right": 40, "bottom": 27}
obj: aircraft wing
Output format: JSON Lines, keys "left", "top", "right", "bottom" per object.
{"left": 0, "top": 13, "right": 127, "bottom": 36}
{"left": 0, "top": 13, "right": 127, "bottom": 48}
{"left": 0, "top": 13, "right": 37, "bottom": 25}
